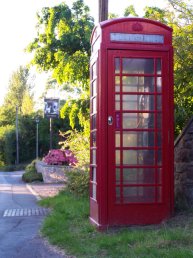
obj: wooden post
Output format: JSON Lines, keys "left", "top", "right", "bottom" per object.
{"left": 99, "top": 0, "right": 108, "bottom": 22}
{"left": 50, "top": 117, "right": 53, "bottom": 150}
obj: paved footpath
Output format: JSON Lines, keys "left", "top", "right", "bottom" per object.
{"left": 27, "top": 182, "right": 65, "bottom": 200}
{"left": 0, "top": 171, "right": 69, "bottom": 258}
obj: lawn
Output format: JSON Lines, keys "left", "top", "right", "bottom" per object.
{"left": 39, "top": 191, "right": 193, "bottom": 258}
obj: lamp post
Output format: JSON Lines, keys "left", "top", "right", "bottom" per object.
{"left": 35, "top": 117, "right": 39, "bottom": 159}
{"left": 16, "top": 106, "right": 19, "bottom": 165}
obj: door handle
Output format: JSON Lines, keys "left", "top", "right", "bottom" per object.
{"left": 108, "top": 116, "right": 113, "bottom": 125}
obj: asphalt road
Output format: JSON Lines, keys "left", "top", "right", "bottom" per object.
{"left": 0, "top": 171, "right": 66, "bottom": 258}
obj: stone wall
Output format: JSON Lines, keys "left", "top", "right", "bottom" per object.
{"left": 175, "top": 116, "right": 193, "bottom": 209}
{"left": 35, "top": 161, "right": 72, "bottom": 183}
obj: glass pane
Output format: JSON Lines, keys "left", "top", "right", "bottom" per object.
{"left": 91, "top": 114, "right": 96, "bottom": 130}
{"left": 157, "top": 113, "right": 162, "bottom": 130}
{"left": 91, "top": 167, "right": 96, "bottom": 182}
{"left": 157, "top": 59, "right": 161, "bottom": 75}
{"left": 157, "top": 150, "right": 162, "bottom": 165}
{"left": 157, "top": 77, "right": 162, "bottom": 93}
{"left": 123, "top": 76, "right": 138, "bottom": 92}
{"left": 116, "top": 150, "right": 120, "bottom": 165}
{"left": 92, "top": 62, "right": 97, "bottom": 79}
{"left": 115, "top": 76, "right": 120, "bottom": 92}
{"left": 116, "top": 168, "right": 120, "bottom": 183}
{"left": 92, "top": 149, "right": 96, "bottom": 164}
{"left": 123, "top": 186, "right": 155, "bottom": 203}
{"left": 92, "top": 97, "right": 97, "bottom": 113}
{"left": 115, "top": 95, "right": 120, "bottom": 110}
{"left": 123, "top": 132, "right": 155, "bottom": 147}
{"left": 123, "top": 113, "right": 154, "bottom": 129}
{"left": 157, "top": 132, "right": 162, "bottom": 147}
{"left": 123, "top": 150, "right": 155, "bottom": 165}
{"left": 91, "top": 131, "right": 96, "bottom": 147}
{"left": 123, "top": 76, "right": 154, "bottom": 93}
{"left": 123, "top": 168, "right": 156, "bottom": 184}
{"left": 144, "top": 77, "right": 155, "bottom": 92}
{"left": 115, "top": 58, "right": 120, "bottom": 73}
{"left": 91, "top": 80, "right": 97, "bottom": 96}
{"left": 92, "top": 184, "right": 97, "bottom": 199}
{"left": 122, "top": 58, "right": 154, "bottom": 74}
{"left": 123, "top": 95, "right": 137, "bottom": 110}
{"left": 122, "top": 95, "right": 155, "bottom": 111}
{"left": 157, "top": 95, "right": 162, "bottom": 111}
{"left": 157, "top": 168, "right": 162, "bottom": 184}
{"left": 115, "top": 132, "right": 120, "bottom": 147}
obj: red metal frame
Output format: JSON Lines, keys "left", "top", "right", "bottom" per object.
{"left": 90, "top": 18, "right": 174, "bottom": 229}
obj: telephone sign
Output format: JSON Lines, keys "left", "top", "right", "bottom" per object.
{"left": 110, "top": 33, "right": 164, "bottom": 43}
{"left": 90, "top": 18, "right": 174, "bottom": 229}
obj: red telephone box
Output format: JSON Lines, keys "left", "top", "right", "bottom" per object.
{"left": 90, "top": 18, "right": 174, "bottom": 229}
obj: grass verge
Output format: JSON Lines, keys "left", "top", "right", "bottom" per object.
{"left": 39, "top": 191, "right": 193, "bottom": 258}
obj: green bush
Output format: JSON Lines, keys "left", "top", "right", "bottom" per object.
{"left": 59, "top": 130, "right": 90, "bottom": 168}
{"left": 25, "top": 160, "right": 36, "bottom": 173}
{"left": 66, "top": 168, "right": 89, "bottom": 197}
{"left": 22, "top": 160, "right": 43, "bottom": 183}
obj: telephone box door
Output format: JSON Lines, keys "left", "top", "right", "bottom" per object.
{"left": 108, "top": 50, "right": 173, "bottom": 225}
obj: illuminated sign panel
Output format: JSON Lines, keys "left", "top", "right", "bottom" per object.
{"left": 110, "top": 33, "right": 164, "bottom": 44}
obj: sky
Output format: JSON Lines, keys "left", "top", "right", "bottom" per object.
{"left": 0, "top": 0, "right": 168, "bottom": 106}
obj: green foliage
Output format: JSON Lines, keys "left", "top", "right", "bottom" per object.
{"left": 18, "top": 115, "right": 36, "bottom": 162}
{"left": 59, "top": 129, "right": 90, "bottom": 167}
{"left": 143, "top": 7, "right": 168, "bottom": 24}
{"left": 22, "top": 170, "right": 43, "bottom": 183}
{"left": 4, "top": 127, "right": 17, "bottom": 164}
{"left": 108, "top": 13, "right": 119, "bottom": 19}
{"left": 26, "top": 1, "right": 93, "bottom": 137}
{"left": 0, "top": 66, "right": 38, "bottom": 165}
{"left": 22, "top": 160, "right": 43, "bottom": 182}
{"left": 0, "top": 125, "right": 16, "bottom": 165}
{"left": 21, "top": 91, "right": 34, "bottom": 115}
{"left": 0, "top": 164, "right": 26, "bottom": 172}
{"left": 0, "top": 66, "right": 34, "bottom": 126}
{"left": 40, "top": 190, "right": 193, "bottom": 258}
{"left": 143, "top": 1, "right": 193, "bottom": 136}
{"left": 124, "top": 5, "right": 138, "bottom": 17}
{"left": 25, "top": 160, "right": 36, "bottom": 173}
{"left": 66, "top": 169, "right": 89, "bottom": 196}
{"left": 60, "top": 92, "right": 89, "bottom": 132}
{"left": 26, "top": 0, "right": 94, "bottom": 91}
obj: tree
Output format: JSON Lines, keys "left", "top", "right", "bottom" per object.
{"left": 0, "top": 66, "right": 34, "bottom": 126}
{"left": 0, "top": 66, "right": 36, "bottom": 164}
{"left": 21, "top": 91, "right": 35, "bottom": 115}
{"left": 143, "top": 1, "right": 193, "bottom": 136}
{"left": 124, "top": 5, "right": 138, "bottom": 17}
{"left": 167, "top": 0, "right": 193, "bottom": 135}
{"left": 26, "top": 0, "right": 94, "bottom": 164}
{"left": 26, "top": 0, "right": 94, "bottom": 91}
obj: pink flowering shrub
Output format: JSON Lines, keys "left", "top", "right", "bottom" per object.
{"left": 43, "top": 149, "right": 78, "bottom": 166}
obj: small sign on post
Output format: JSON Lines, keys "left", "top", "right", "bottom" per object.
{"left": 44, "top": 98, "right": 59, "bottom": 118}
